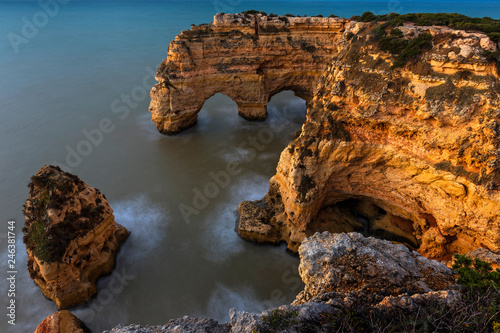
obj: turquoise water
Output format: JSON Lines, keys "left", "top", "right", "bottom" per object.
{"left": 0, "top": 1, "right": 498, "bottom": 332}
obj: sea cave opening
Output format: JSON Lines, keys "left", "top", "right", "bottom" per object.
{"left": 311, "top": 197, "right": 420, "bottom": 250}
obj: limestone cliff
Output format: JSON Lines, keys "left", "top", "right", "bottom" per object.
{"left": 23, "top": 165, "right": 129, "bottom": 309}
{"left": 238, "top": 22, "right": 500, "bottom": 259}
{"left": 149, "top": 13, "right": 348, "bottom": 134}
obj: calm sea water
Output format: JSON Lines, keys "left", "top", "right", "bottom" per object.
{"left": 0, "top": 1, "right": 498, "bottom": 332}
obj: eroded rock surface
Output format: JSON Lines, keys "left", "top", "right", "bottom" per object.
{"left": 103, "top": 318, "right": 230, "bottom": 333}
{"left": 149, "top": 13, "right": 348, "bottom": 134}
{"left": 23, "top": 165, "right": 129, "bottom": 309}
{"left": 294, "top": 232, "right": 455, "bottom": 304}
{"left": 34, "top": 310, "right": 90, "bottom": 333}
{"left": 238, "top": 22, "right": 500, "bottom": 259}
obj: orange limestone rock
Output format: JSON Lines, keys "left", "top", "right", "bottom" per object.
{"left": 34, "top": 310, "right": 90, "bottom": 333}
{"left": 23, "top": 165, "right": 129, "bottom": 309}
{"left": 149, "top": 13, "right": 348, "bottom": 134}
{"left": 238, "top": 22, "right": 500, "bottom": 260}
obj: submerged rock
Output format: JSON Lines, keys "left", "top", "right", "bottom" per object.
{"left": 23, "top": 165, "right": 129, "bottom": 309}
{"left": 34, "top": 310, "right": 90, "bottom": 333}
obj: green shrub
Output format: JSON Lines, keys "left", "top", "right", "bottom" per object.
{"left": 488, "top": 32, "right": 500, "bottom": 42}
{"left": 390, "top": 28, "right": 404, "bottom": 37}
{"left": 371, "top": 24, "right": 388, "bottom": 39}
{"left": 357, "top": 12, "right": 500, "bottom": 38}
{"left": 453, "top": 254, "right": 500, "bottom": 291}
{"left": 378, "top": 35, "right": 409, "bottom": 54}
{"left": 392, "top": 33, "right": 433, "bottom": 69}
{"left": 258, "top": 309, "right": 298, "bottom": 332}
{"left": 242, "top": 10, "right": 259, "bottom": 15}
{"left": 361, "top": 11, "right": 377, "bottom": 22}
{"left": 29, "top": 221, "right": 51, "bottom": 262}
{"left": 484, "top": 50, "right": 500, "bottom": 61}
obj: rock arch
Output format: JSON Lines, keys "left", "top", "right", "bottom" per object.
{"left": 149, "top": 13, "right": 348, "bottom": 134}
{"left": 236, "top": 23, "right": 500, "bottom": 259}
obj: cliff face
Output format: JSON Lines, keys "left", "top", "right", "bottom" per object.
{"left": 23, "top": 165, "right": 129, "bottom": 309}
{"left": 149, "top": 13, "right": 348, "bottom": 134}
{"left": 238, "top": 22, "right": 500, "bottom": 259}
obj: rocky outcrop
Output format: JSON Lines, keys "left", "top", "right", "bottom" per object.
{"left": 23, "top": 165, "right": 129, "bottom": 309}
{"left": 465, "top": 247, "right": 500, "bottom": 270}
{"left": 34, "top": 310, "right": 90, "bottom": 333}
{"left": 104, "top": 318, "right": 230, "bottom": 333}
{"left": 149, "top": 13, "right": 348, "bottom": 134}
{"left": 238, "top": 22, "right": 500, "bottom": 259}
{"left": 106, "top": 232, "right": 461, "bottom": 333}
{"left": 294, "top": 232, "right": 456, "bottom": 304}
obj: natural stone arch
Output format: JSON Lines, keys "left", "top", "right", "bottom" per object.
{"left": 198, "top": 92, "right": 240, "bottom": 120}
{"left": 264, "top": 90, "right": 308, "bottom": 126}
{"left": 267, "top": 86, "right": 311, "bottom": 104}
{"left": 149, "top": 13, "right": 348, "bottom": 134}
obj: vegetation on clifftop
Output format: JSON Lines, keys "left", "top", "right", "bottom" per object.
{"left": 373, "top": 24, "right": 433, "bottom": 69}
{"left": 355, "top": 12, "right": 500, "bottom": 42}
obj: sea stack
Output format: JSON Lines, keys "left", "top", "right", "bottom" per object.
{"left": 23, "top": 165, "right": 129, "bottom": 309}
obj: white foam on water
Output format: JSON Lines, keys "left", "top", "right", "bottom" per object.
{"left": 111, "top": 194, "right": 167, "bottom": 260}
{"left": 201, "top": 174, "right": 270, "bottom": 262}
{"left": 137, "top": 112, "right": 164, "bottom": 142}
{"left": 206, "top": 284, "right": 267, "bottom": 322}
{"left": 221, "top": 146, "right": 253, "bottom": 165}
{"left": 72, "top": 194, "right": 166, "bottom": 331}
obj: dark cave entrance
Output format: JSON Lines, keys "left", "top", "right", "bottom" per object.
{"left": 310, "top": 198, "right": 420, "bottom": 250}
